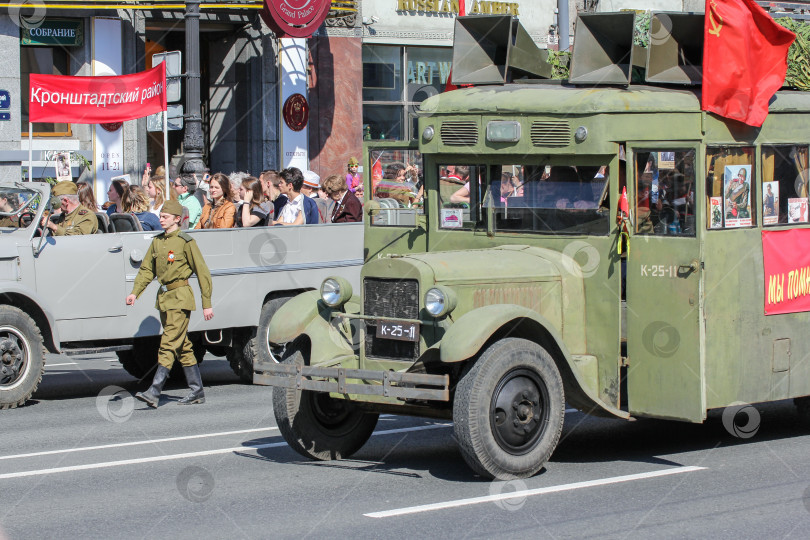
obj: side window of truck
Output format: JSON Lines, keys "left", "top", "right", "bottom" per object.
{"left": 706, "top": 146, "right": 756, "bottom": 230}
{"left": 369, "top": 149, "right": 423, "bottom": 227}
{"left": 634, "top": 149, "right": 697, "bottom": 236}
{"left": 761, "top": 145, "right": 809, "bottom": 226}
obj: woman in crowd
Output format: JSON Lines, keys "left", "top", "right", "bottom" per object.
{"left": 323, "top": 174, "right": 362, "bottom": 223}
{"left": 77, "top": 181, "right": 99, "bottom": 212}
{"left": 144, "top": 175, "right": 168, "bottom": 216}
{"left": 237, "top": 176, "right": 268, "bottom": 227}
{"left": 196, "top": 173, "right": 235, "bottom": 229}
{"left": 106, "top": 178, "right": 129, "bottom": 215}
{"left": 122, "top": 185, "right": 162, "bottom": 231}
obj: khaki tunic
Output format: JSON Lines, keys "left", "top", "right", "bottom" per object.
{"left": 131, "top": 229, "right": 213, "bottom": 311}
{"left": 130, "top": 229, "right": 213, "bottom": 369}
{"left": 53, "top": 206, "right": 98, "bottom": 236}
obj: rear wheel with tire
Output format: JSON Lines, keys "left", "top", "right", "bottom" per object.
{"left": 0, "top": 306, "right": 46, "bottom": 410}
{"left": 272, "top": 343, "right": 378, "bottom": 460}
{"left": 228, "top": 296, "right": 293, "bottom": 383}
{"left": 453, "top": 337, "right": 565, "bottom": 480}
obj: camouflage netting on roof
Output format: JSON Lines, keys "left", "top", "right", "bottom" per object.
{"left": 776, "top": 18, "right": 810, "bottom": 91}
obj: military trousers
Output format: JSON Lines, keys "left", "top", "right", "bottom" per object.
{"left": 158, "top": 309, "right": 196, "bottom": 369}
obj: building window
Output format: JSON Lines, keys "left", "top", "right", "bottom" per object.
{"left": 362, "top": 45, "right": 452, "bottom": 141}
{"left": 21, "top": 46, "right": 71, "bottom": 136}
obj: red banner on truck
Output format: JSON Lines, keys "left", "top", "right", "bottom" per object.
{"left": 763, "top": 229, "right": 810, "bottom": 315}
{"left": 29, "top": 63, "right": 166, "bottom": 124}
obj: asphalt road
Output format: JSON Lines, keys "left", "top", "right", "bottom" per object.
{"left": 1, "top": 353, "right": 810, "bottom": 539}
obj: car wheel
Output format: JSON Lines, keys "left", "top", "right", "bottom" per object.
{"left": 0, "top": 306, "right": 46, "bottom": 410}
{"left": 453, "top": 337, "right": 565, "bottom": 480}
{"left": 272, "top": 342, "right": 378, "bottom": 460}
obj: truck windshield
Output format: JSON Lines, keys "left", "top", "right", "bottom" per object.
{"left": 437, "top": 163, "right": 610, "bottom": 235}
{"left": 0, "top": 185, "right": 41, "bottom": 229}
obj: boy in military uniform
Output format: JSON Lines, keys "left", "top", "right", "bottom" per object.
{"left": 40, "top": 181, "right": 98, "bottom": 235}
{"left": 126, "top": 200, "right": 214, "bottom": 407}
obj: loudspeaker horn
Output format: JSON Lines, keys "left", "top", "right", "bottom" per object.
{"left": 645, "top": 12, "right": 703, "bottom": 85}
{"left": 451, "top": 15, "right": 551, "bottom": 85}
{"left": 569, "top": 12, "right": 636, "bottom": 85}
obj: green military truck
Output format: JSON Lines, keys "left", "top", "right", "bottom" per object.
{"left": 255, "top": 13, "right": 810, "bottom": 479}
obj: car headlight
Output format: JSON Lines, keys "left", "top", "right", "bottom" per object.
{"left": 320, "top": 277, "right": 353, "bottom": 308}
{"left": 425, "top": 285, "right": 456, "bottom": 317}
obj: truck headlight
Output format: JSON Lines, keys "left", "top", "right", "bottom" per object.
{"left": 321, "top": 277, "right": 353, "bottom": 308}
{"left": 425, "top": 286, "right": 456, "bottom": 317}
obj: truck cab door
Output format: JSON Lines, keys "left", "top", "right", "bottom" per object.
{"left": 34, "top": 232, "right": 127, "bottom": 319}
{"left": 625, "top": 145, "right": 704, "bottom": 422}
{"left": 364, "top": 141, "right": 427, "bottom": 260}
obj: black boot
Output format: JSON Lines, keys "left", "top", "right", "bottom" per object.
{"left": 178, "top": 364, "right": 205, "bottom": 405}
{"left": 135, "top": 365, "right": 170, "bottom": 408}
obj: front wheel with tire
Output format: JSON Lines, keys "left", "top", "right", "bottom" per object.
{"left": 0, "top": 306, "right": 47, "bottom": 410}
{"left": 272, "top": 344, "right": 378, "bottom": 460}
{"left": 453, "top": 337, "right": 565, "bottom": 480}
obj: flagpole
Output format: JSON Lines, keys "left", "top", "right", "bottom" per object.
{"left": 28, "top": 123, "right": 32, "bottom": 182}
{"left": 163, "top": 109, "right": 169, "bottom": 196}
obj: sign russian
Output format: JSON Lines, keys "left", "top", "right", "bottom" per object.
{"left": 152, "top": 51, "right": 182, "bottom": 103}
{"left": 0, "top": 90, "right": 9, "bottom": 109}
{"left": 28, "top": 63, "right": 167, "bottom": 124}
{"left": 261, "top": 0, "right": 331, "bottom": 38}
{"left": 21, "top": 19, "right": 83, "bottom": 47}
{"left": 763, "top": 229, "right": 810, "bottom": 315}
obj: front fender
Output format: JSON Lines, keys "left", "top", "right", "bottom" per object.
{"left": 439, "top": 305, "right": 561, "bottom": 364}
{"left": 439, "top": 304, "right": 628, "bottom": 420}
{"left": 267, "top": 290, "right": 322, "bottom": 344}
{"left": 0, "top": 285, "right": 61, "bottom": 352}
{"left": 267, "top": 290, "right": 361, "bottom": 368}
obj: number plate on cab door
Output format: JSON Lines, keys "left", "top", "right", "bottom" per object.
{"left": 375, "top": 320, "right": 419, "bottom": 342}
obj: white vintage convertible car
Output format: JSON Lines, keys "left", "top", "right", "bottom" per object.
{"left": 0, "top": 181, "right": 362, "bottom": 409}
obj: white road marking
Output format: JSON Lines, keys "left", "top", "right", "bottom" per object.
{"left": 45, "top": 362, "right": 77, "bottom": 367}
{"left": 564, "top": 408, "right": 578, "bottom": 413}
{"left": 364, "top": 466, "right": 707, "bottom": 518}
{"left": 0, "top": 427, "right": 278, "bottom": 461}
{"left": 0, "top": 423, "right": 451, "bottom": 480}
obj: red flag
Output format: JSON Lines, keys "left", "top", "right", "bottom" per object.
{"left": 702, "top": 0, "right": 795, "bottom": 127}
{"left": 371, "top": 158, "right": 383, "bottom": 194}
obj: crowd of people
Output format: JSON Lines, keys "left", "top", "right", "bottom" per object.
{"left": 49, "top": 157, "right": 369, "bottom": 235}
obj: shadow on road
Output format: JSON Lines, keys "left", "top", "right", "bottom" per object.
{"left": 230, "top": 399, "right": 810, "bottom": 482}
{"left": 30, "top": 356, "right": 241, "bottom": 404}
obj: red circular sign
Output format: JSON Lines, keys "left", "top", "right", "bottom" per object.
{"left": 261, "top": 0, "right": 331, "bottom": 38}
{"left": 100, "top": 122, "right": 122, "bottom": 132}
{"left": 283, "top": 93, "right": 309, "bottom": 131}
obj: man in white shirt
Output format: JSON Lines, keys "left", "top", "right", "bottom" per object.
{"left": 273, "top": 168, "right": 305, "bottom": 226}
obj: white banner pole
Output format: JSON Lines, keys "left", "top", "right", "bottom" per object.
{"left": 163, "top": 110, "right": 169, "bottom": 196}
{"left": 28, "top": 124, "right": 32, "bottom": 181}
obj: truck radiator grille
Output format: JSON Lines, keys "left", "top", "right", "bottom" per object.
{"left": 440, "top": 121, "right": 478, "bottom": 146}
{"left": 363, "top": 278, "right": 420, "bottom": 361}
{"left": 530, "top": 121, "right": 571, "bottom": 147}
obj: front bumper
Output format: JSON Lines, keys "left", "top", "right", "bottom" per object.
{"left": 254, "top": 361, "right": 450, "bottom": 402}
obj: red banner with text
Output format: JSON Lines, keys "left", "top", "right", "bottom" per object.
{"left": 29, "top": 63, "right": 166, "bottom": 124}
{"left": 763, "top": 229, "right": 810, "bottom": 315}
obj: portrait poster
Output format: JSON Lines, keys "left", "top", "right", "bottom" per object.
{"left": 55, "top": 152, "right": 71, "bottom": 182}
{"left": 723, "top": 165, "right": 752, "bottom": 228}
{"left": 763, "top": 181, "right": 779, "bottom": 225}
{"left": 708, "top": 196, "right": 723, "bottom": 229}
{"left": 658, "top": 151, "right": 675, "bottom": 170}
{"left": 788, "top": 198, "right": 808, "bottom": 223}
